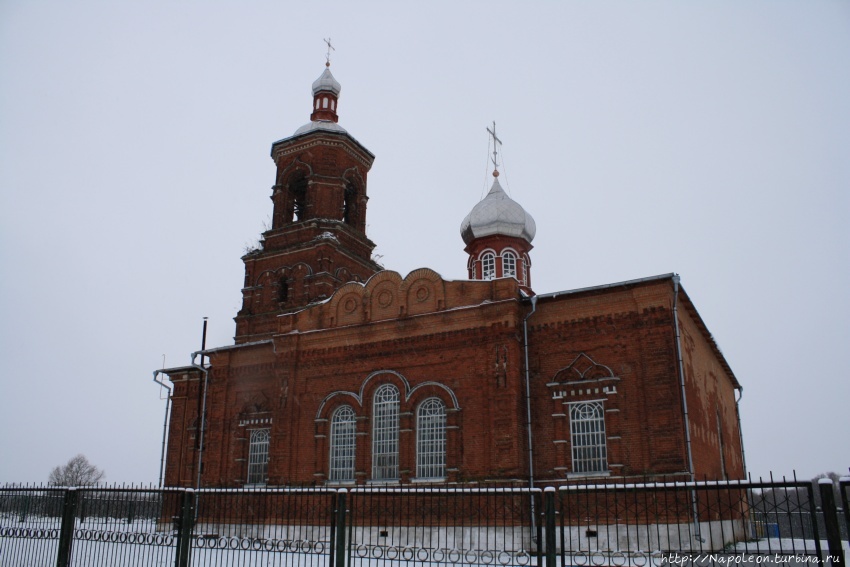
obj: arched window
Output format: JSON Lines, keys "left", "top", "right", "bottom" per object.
{"left": 481, "top": 252, "right": 495, "bottom": 280}
{"left": 343, "top": 183, "right": 357, "bottom": 225}
{"left": 502, "top": 251, "right": 517, "bottom": 278}
{"left": 289, "top": 175, "right": 308, "bottom": 222}
{"left": 416, "top": 398, "right": 446, "bottom": 479}
{"left": 329, "top": 405, "right": 356, "bottom": 482}
{"left": 522, "top": 254, "right": 530, "bottom": 286}
{"left": 569, "top": 402, "right": 608, "bottom": 474}
{"left": 247, "top": 429, "right": 270, "bottom": 485}
{"left": 372, "top": 384, "right": 400, "bottom": 480}
{"left": 278, "top": 278, "right": 289, "bottom": 303}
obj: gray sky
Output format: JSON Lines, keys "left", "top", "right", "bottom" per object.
{"left": 1, "top": 1, "right": 848, "bottom": 485}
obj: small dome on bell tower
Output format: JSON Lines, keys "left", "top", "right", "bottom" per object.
{"left": 460, "top": 123, "right": 535, "bottom": 289}
{"left": 460, "top": 175, "right": 536, "bottom": 245}
{"left": 309, "top": 66, "right": 342, "bottom": 123}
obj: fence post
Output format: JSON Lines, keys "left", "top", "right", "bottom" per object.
{"left": 335, "top": 489, "right": 348, "bottom": 567}
{"left": 56, "top": 488, "right": 78, "bottom": 567}
{"left": 544, "top": 487, "right": 556, "bottom": 567}
{"left": 818, "top": 479, "right": 845, "bottom": 566}
{"left": 174, "top": 489, "right": 195, "bottom": 567}
{"left": 841, "top": 480, "right": 850, "bottom": 542}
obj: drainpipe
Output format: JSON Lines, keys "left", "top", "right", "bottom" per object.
{"left": 152, "top": 368, "right": 172, "bottom": 488}
{"left": 191, "top": 352, "right": 209, "bottom": 491}
{"left": 735, "top": 387, "right": 747, "bottom": 478}
{"left": 522, "top": 294, "right": 538, "bottom": 540}
{"left": 193, "top": 318, "right": 209, "bottom": 490}
{"left": 672, "top": 276, "right": 695, "bottom": 479}
{"left": 672, "top": 275, "right": 702, "bottom": 540}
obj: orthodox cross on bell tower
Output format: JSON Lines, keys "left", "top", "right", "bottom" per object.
{"left": 324, "top": 37, "right": 335, "bottom": 67}
{"left": 487, "top": 121, "right": 502, "bottom": 176}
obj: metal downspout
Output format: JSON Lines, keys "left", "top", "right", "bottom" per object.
{"left": 672, "top": 275, "right": 702, "bottom": 540}
{"left": 152, "top": 370, "right": 172, "bottom": 488}
{"left": 672, "top": 276, "right": 695, "bottom": 478}
{"left": 193, "top": 318, "right": 209, "bottom": 490}
{"left": 191, "top": 351, "right": 210, "bottom": 491}
{"left": 523, "top": 295, "right": 538, "bottom": 540}
{"left": 735, "top": 387, "right": 747, "bottom": 478}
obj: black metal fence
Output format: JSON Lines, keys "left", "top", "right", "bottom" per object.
{"left": 0, "top": 479, "right": 846, "bottom": 567}
{"left": 555, "top": 478, "right": 849, "bottom": 565}
{"left": 346, "top": 487, "right": 542, "bottom": 567}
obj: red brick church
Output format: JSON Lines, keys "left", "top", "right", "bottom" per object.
{"left": 158, "top": 64, "right": 745, "bottom": 489}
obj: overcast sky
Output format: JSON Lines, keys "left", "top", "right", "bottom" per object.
{"left": 1, "top": 1, "right": 848, "bottom": 485}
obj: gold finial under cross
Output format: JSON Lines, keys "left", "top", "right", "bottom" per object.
{"left": 324, "top": 37, "right": 335, "bottom": 67}
{"left": 487, "top": 121, "right": 502, "bottom": 175}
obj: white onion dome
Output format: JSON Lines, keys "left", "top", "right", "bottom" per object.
{"left": 293, "top": 66, "right": 345, "bottom": 136}
{"left": 460, "top": 176, "right": 536, "bottom": 245}
{"left": 312, "top": 67, "right": 341, "bottom": 96}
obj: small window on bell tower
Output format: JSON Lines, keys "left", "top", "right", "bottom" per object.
{"left": 291, "top": 176, "right": 308, "bottom": 222}
{"left": 481, "top": 252, "right": 496, "bottom": 280}
{"left": 343, "top": 183, "right": 358, "bottom": 226}
{"left": 502, "top": 251, "right": 517, "bottom": 278}
{"left": 278, "top": 278, "right": 289, "bottom": 304}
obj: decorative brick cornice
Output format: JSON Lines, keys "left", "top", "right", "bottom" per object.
{"left": 272, "top": 134, "right": 374, "bottom": 169}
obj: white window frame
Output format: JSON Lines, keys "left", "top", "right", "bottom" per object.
{"left": 246, "top": 428, "right": 270, "bottom": 485}
{"left": 416, "top": 398, "right": 446, "bottom": 480}
{"left": 329, "top": 405, "right": 356, "bottom": 482}
{"left": 502, "top": 250, "right": 517, "bottom": 279}
{"left": 481, "top": 251, "right": 496, "bottom": 280}
{"left": 372, "top": 384, "right": 400, "bottom": 480}
{"left": 522, "top": 254, "right": 530, "bottom": 286}
{"left": 569, "top": 401, "right": 608, "bottom": 475}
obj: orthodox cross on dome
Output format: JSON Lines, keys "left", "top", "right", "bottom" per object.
{"left": 324, "top": 37, "right": 335, "bottom": 67}
{"left": 486, "top": 121, "right": 502, "bottom": 176}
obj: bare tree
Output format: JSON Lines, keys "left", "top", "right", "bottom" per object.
{"left": 48, "top": 454, "right": 105, "bottom": 486}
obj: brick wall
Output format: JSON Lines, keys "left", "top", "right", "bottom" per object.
{"left": 164, "top": 273, "right": 743, "bottom": 488}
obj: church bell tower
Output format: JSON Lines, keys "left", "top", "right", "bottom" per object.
{"left": 235, "top": 62, "right": 382, "bottom": 342}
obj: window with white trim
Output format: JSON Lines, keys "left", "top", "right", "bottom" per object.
{"left": 416, "top": 398, "right": 446, "bottom": 479}
{"left": 372, "top": 384, "right": 400, "bottom": 480}
{"left": 481, "top": 252, "right": 495, "bottom": 280}
{"left": 247, "top": 428, "right": 270, "bottom": 485}
{"left": 329, "top": 405, "right": 356, "bottom": 482}
{"left": 569, "top": 402, "right": 608, "bottom": 474}
{"left": 522, "top": 254, "right": 530, "bottom": 286}
{"left": 502, "top": 251, "right": 517, "bottom": 278}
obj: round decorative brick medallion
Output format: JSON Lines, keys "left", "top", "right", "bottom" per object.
{"left": 377, "top": 290, "right": 393, "bottom": 307}
{"left": 415, "top": 286, "right": 429, "bottom": 302}
{"left": 343, "top": 297, "right": 357, "bottom": 313}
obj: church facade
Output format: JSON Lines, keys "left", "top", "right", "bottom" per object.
{"left": 159, "top": 65, "right": 744, "bottom": 489}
